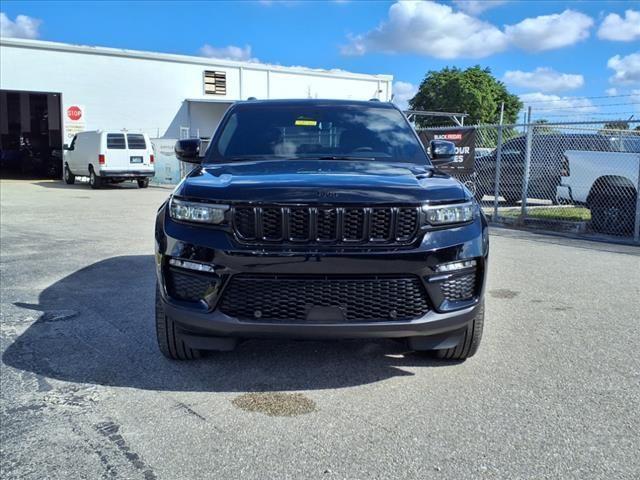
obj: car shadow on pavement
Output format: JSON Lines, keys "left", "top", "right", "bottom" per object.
{"left": 3, "top": 255, "right": 457, "bottom": 393}
{"left": 33, "top": 180, "right": 141, "bottom": 190}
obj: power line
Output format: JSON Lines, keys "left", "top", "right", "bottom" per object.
{"left": 520, "top": 93, "right": 638, "bottom": 104}
{"left": 531, "top": 111, "right": 638, "bottom": 118}
{"left": 534, "top": 101, "right": 640, "bottom": 112}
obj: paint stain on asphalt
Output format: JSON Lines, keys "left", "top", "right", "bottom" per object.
{"left": 490, "top": 289, "right": 519, "bottom": 299}
{"left": 232, "top": 392, "right": 316, "bottom": 417}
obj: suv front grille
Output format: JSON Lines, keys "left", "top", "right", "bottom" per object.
{"left": 219, "top": 275, "right": 430, "bottom": 323}
{"left": 232, "top": 206, "right": 420, "bottom": 245}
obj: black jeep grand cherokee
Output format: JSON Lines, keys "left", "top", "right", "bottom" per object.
{"left": 155, "top": 99, "right": 488, "bottom": 361}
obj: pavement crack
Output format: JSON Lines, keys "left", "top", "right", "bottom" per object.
{"left": 174, "top": 402, "right": 207, "bottom": 421}
{"left": 94, "top": 421, "right": 157, "bottom": 480}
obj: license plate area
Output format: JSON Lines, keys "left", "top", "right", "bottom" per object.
{"left": 130, "top": 156, "right": 143, "bottom": 164}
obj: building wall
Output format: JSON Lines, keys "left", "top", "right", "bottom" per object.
{"left": 0, "top": 40, "right": 392, "bottom": 142}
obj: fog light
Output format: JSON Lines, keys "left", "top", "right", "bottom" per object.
{"left": 168, "top": 258, "right": 216, "bottom": 273}
{"left": 435, "top": 259, "right": 476, "bottom": 273}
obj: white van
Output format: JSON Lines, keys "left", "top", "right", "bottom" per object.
{"left": 63, "top": 131, "right": 155, "bottom": 188}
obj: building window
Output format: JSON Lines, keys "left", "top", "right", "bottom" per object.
{"left": 204, "top": 71, "right": 227, "bottom": 95}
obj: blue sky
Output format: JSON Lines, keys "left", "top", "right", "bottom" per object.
{"left": 1, "top": 0, "right": 639, "bottom": 121}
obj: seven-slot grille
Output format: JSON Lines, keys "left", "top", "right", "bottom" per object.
{"left": 219, "top": 275, "right": 430, "bottom": 323}
{"left": 232, "top": 206, "right": 420, "bottom": 245}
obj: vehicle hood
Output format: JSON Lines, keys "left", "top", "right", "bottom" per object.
{"left": 175, "top": 160, "right": 468, "bottom": 204}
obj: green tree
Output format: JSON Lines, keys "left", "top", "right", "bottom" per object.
{"left": 409, "top": 66, "right": 522, "bottom": 127}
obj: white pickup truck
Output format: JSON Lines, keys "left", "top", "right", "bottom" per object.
{"left": 556, "top": 136, "right": 639, "bottom": 234}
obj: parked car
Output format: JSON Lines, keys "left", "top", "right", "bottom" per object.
{"left": 154, "top": 99, "right": 489, "bottom": 361}
{"left": 475, "top": 147, "right": 493, "bottom": 159}
{"left": 63, "top": 131, "right": 155, "bottom": 188}
{"left": 476, "top": 134, "right": 612, "bottom": 204}
{"left": 556, "top": 136, "right": 639, "bottom": 234}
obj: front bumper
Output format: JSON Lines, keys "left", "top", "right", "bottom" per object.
{"left": 155, "top": 205, "right": 489, "bottom": 341}
{"left": 99, "top": 169, "right": 154, "bottom": 178}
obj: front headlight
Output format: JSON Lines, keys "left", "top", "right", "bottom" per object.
{"left": 169, "top": 197, "right": 229, "bottom": 224}
{"left": 422, "top": 201, "right": 476, "bottom": 226}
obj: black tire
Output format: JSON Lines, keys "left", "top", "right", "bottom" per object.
{"left": 89, "top": 169, "right": 102, "bottom": 189}
{"left": 155, "top": 285, "right": 201, "bottom": 360}
{"left": 432, "top": 301, "right": 484, "bottom": 361}
{"left": 589, "top": 191, "right": 636, "bottom": 235}
{"left": 137, "top": 178, "right": 149, "bottom": 188}
{"left": 63, "top": 164, "right": 75, "bottom": 185}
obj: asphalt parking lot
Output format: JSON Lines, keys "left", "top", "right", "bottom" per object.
{"left": 1, "top": 178, "right": 639, "bottom": 479}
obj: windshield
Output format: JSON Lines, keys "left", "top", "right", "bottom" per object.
{"left": 207, "top": 103, "right": 428, "bottom": 164}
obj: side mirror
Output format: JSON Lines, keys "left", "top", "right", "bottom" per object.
{"left": 175, "top": 139, "right": 202, "bottom": 163}
{"left": 63, "top": 143, "right": 70, "bottom": 150}
{"left": 429, "top": 140, "right": 456, "bottom": 166}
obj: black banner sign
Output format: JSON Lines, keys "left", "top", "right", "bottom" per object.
{"left": 418, "top": 128, "right": 476, "bottom": 174}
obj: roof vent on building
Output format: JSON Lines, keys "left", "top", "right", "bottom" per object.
{"left": 204, "top": 70, "right": 227, "bottom": 95}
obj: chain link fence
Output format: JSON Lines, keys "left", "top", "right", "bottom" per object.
{"left": 420, "top": 121, "right": 640, "bottom": 243}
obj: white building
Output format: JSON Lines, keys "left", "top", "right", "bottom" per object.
{"left": 0, "top": 37, "right": 392, "bottom": 180}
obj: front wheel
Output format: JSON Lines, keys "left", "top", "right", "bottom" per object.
{"left": 155, "top": 285, "right": 201, "bottom": 360}
{"left": 63, "top": 165, "right": 75, "bottom": 185}
{"left": 137, "top": 178, "right": 149, "bottom": 188}
{"left": 432, "top": 301, "right": 484, "bottom": 360}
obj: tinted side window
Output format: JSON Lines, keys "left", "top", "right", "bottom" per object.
{"left": 502, "top": 138, "right": 524, "bottom": 155}
{"left": 107, "top": 134, "right": 126, "bottom": 149}
{"left": 622, "top": 137, "right": 640, "bottom": 153}
{"left": 127, "top": 134, "right": 146, "bottom": 149}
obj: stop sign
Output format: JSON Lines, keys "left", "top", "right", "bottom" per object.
{"left": 67, "top": 106, "right": 82, "bottom": 121}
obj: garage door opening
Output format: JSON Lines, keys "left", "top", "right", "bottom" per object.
{"left": 0, "top": 90, "right": 63, "bottom": 179}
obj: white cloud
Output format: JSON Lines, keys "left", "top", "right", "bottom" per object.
{"left": 341, "top": 1, "right": 507, "bottom": 59}
{"left": 503, "top": 67, "right": 584, "bottom": 93}
{"left": 452, "top": 0, "right": 507, "bottom": 15}
{"left": 199, "top": 44, "right": 258, "bottom": 62}
{"left": 607, "top": 52, "right": 640, "bottom": 85}
{"left": 605, "top": 88, "right": 618, "bottom": 96}
{"left": 0, "top": 12, "right": 41, "bottom": 39}
{"left": 598, "top": 9, "right": 640, "bottom": 42}
{"left": 504, "top": 9, "right": 593, "bottom": 52}
{"left": 519, "top": 92, "right": 597, "bottom": 114}
{"left": 392, "top": 81, "right": 418, "bottom": 110}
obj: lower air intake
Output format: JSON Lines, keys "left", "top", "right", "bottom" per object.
{"left": 441, "top": 273, "right": 476, "bottom": 302}
{"left": 219, "top": 275, "right": 430, "bottom": 323}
